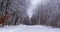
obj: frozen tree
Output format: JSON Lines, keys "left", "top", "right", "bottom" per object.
{"left": 0, "top": 0, "right": 60, "bottom": 28}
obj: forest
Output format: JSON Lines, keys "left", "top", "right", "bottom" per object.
{"left": 0, "top": 0, "right": 60, "bottom": 28}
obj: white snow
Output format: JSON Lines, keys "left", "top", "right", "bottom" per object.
{"left": 26, "top": 0, "right": 42, "bottom": 18}
{"left": 0, "top": 24, "right": 60, "bottom": 32}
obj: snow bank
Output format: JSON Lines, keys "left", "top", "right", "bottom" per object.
{"left": 0, "top": 24, "right": 60, "bottom": 32}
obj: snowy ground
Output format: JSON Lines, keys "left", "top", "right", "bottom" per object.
{"left": 0, "top": 24, "right": 60, "bottom": 32}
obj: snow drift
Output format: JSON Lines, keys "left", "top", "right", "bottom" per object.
{"left": 0, "top": 24, "right": 60, "bottom": 32}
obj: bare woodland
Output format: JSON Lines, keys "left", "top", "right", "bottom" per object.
{"left": 0, "top": 0, "right": 60, "bottom": 28}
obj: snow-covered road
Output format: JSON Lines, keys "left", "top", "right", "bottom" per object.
{"left": 0, "top": 24, "right": 60, "bottom": 32}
